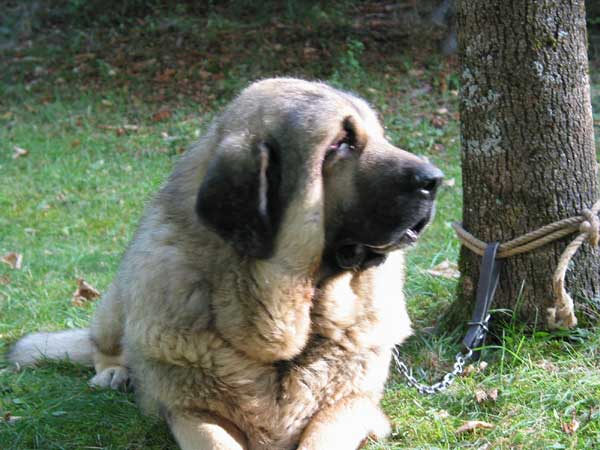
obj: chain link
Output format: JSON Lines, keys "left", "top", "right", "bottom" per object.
{"left": 392, "top": 346, "right": 474, "bottom": 395}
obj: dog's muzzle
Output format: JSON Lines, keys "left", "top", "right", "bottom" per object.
{"left": 334, "top": 162, "right": 443, "bottom": 270}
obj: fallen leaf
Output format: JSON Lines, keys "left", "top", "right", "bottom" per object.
{"left": 70, "top": 139, "right": 81, "bottom": 148}
{"left": 443, "top": 178, "right": 456, "bottom": 187}
{"left": 198, "top": 69, "right": 212, "bottom": 80}
{"left": 436, "top": 107, "right": 449, "bottom": 115}
{"left": 152, "top": 109, "right": 172, "bottom": 122}
{"left": 2, "top": 412, "right": 23, "bottom": 424}
{"left": 303, "top": 46, "right": 318, "bottom": 57}
{"left": 408, "top": 68, "right": 425, "bottom": 77}
{"left": 1, "top": 252, "right": 23, "bottom": 269}
{"left": 535, "top": 360, "right": 559, "bottom": 372}
{"left": 434, "top": 409, "right": 449, "bottom": 419}
{"left": 430, "top": 115, "right": 448, "bottom": 128}
{"left": 475, "top": 389, "right": 487, "bottom": 403}
{"left": 97, "top": 124, "right": 140, "bottom": 135}
{"left": 462, "top": 361, "right": 488, "bottom": 377}
{"left": 154, "top": 68, "right": 176, "bottom": 82}
{"left": 427, "top": 260, "right": 460, "bottom": 279}
{"left": 462, "top": 364, "right": 476, "bottom": 376}
{"left": 0, "top": 274, "right": 10, "bottom": 284}
{"left": 475, "top": 388, "right": 499, "bottom": 403}
{"left": 72, "top": 278, "right": 100, "bottom": 306}
{"left": 561, "top": 417, "right": 580, "bottom": 435}
{"left": 1, "top": 111, "right": 13, "bottom": 120}
{"left": 456, "top": 420, "right": 494, "bottom": 434}
{"left": 74, "top": 52, "right": 96, "bottom": 61}
{"left": 12, "top": 146, "right": 28, "bottom": 159}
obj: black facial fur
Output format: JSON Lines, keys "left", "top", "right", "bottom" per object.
{"left": 196, "top": 140, "right": 283, "bottom": 259}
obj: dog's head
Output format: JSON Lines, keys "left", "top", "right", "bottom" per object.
{"left": 195, "top": 78, "right": 442, "bottom": 273}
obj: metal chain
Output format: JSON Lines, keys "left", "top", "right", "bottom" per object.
{"left": 392, "top": 346, "right": 474, "bottom": 395}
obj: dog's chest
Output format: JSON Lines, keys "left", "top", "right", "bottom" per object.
{"left": 231, "top": 337, "right": 390, "bottom": 450}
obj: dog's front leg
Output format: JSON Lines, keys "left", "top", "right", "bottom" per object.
{"left": 165, "top": 410, "right": 248, "bottom": 450}
{"left": 297, "top": 396, "right": 391, "bottom": 450}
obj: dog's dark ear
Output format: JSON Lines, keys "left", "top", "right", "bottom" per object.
{"left": 196, "top": 139, "right": 282, "bottom": 258}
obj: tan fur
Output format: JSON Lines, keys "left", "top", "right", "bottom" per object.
{"left": 9, "top": 78, "right": 440, "bottom": 450}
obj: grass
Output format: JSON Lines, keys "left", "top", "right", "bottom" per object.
{"left": 1, "top": 2, "right": 600, "bottom": 449}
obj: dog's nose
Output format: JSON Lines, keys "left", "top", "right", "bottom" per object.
{"left": 410, "top": 164, "right": 444, "bottom": 197}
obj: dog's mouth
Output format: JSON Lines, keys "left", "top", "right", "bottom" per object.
{"left": 334, "top": 215, "right": 431, "bottom": 270}
{"left": 366, "top": 216, "right": 430, "bottom": 254}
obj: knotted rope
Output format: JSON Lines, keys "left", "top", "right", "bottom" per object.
{"left": 452, "top": 199, "right": 600, "bottom": 329}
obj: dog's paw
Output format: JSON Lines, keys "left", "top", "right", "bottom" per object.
{"left": 368, "top": 408, "right": 391, "bottom": 440}
{"left": 89, "top": 366, "right": 130, "bottom": 391}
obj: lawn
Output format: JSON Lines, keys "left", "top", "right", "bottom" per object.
{"left": 1, "top": 2, "right": 600, "bottom": 449}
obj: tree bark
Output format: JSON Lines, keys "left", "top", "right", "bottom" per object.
{"left": 444, "top": 0, "right": 600, "bottom": 332}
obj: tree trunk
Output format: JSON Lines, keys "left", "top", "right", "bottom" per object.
{"left": 444, "top": 0, "right": 600, "bottom": 332}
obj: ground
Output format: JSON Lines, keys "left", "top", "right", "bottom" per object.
{"left": 1, "top": 2, "right": 600, "bottom": 449}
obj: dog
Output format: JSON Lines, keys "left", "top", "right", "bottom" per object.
{"left": 9, "top": 78, "right": 443, "bottom": 450}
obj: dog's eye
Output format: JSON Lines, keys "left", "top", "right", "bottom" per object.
{"left": 327, "top": 141, "right": 355, "bottom": 156}
{"left": 324, "top": 141, "right": 355, "bottom": 167}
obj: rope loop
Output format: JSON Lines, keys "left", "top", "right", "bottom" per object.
{"left": 453, "top": 200, "right": 600, "bottom": 330}
{"left": 580, "top": 208, "right": 600, "bottom": 247}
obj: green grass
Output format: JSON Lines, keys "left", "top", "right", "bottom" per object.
{"left": 1, "top": 3, "right": 600, "bottom": 449}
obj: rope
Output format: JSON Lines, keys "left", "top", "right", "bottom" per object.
{"left": 452, "top": 199, "right": 600, "bottom": 329}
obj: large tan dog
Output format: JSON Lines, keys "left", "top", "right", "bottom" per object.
{"left": 9, "top": 78, "right": 442, "bottom": 450}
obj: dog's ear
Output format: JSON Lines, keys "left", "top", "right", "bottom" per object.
{"left": 196, "top": 138, "right": 282, "bottom": 258}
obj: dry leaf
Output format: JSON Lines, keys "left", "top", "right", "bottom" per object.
{"left": 456, "top": 420, "right": 494, "bottom": 434}
{"left": 1, "top": 252, "right": 23, "bottom": 269}
{"left": 12, "top": 146, "right": 28, "bottom": 159}
{"left": 198, "top": 69, "right": 212, "bottom": 80}
{"left": 303, "top": 46, "right": 318, "bottom": 57}
{"left": 427, "top": 260, "right": 460, "bottom": 279}
{"left": 443, "top": 178, "right": 456, "bottom": 187}
{"left": 97, "top": 124, "right": 139, "bottom": 135}
{"left": 475, "top": 389, "right": 487, "bottom": 403}
{"left": 155, "top": 68, "right": 176, "bottom": 82}
{"left": 430, "top": 115, "right": 448, "bottom": 129}
{"left": 561, "top": 416, "right": 580, "bottom": 435}
{"left": 152, "top": 109, "right": 172, "bottom": 122}
{"left": 535, "top": 360, "right": 559, "bottom": 372}
{"left": 462, "top": 364, "right": 476, "bottom": 377}
{"left": 0, "top": 412, "right": 22, "bottom": 424}
{"left": 475, "top": 388, "right": 499, "bottom": 403}
{"left": 2, "top": 412, "right": 23, "bottom": 424}
{"left": 462, "top": 361, "right": 489, "bottom": 377}
{"left": 72, "top": 278, "right": 100, "bottom": 306}
{"left": 0, "top": 274, "right": 10, "bottom": 284}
